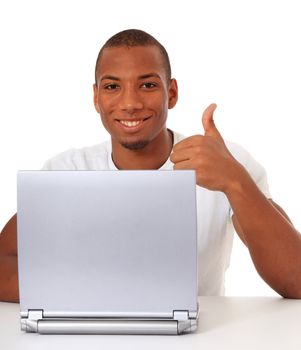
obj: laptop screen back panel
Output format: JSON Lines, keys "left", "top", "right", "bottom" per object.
{"left": 17, "top": 170, "right": 198, "bottom": 318}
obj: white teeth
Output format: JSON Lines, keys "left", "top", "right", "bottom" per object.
{"left": 120, "top": 120, "right": 142, "bottom": 127}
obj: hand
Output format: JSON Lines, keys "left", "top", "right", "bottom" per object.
{"left": 170, "top": 103, "right": 243, "bottom": 192}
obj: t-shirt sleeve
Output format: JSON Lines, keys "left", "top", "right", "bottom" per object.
{"left": 243, "top": 153, "right": 271, "bottom": 200}
{"left": 41, "top": 149, "right": 78, "bottom": 170}
{"left": 227, "top": 141, "right": 271, "bottom": 198}
{"left": 226, "top": 141, "right": 272, "bottom": 218}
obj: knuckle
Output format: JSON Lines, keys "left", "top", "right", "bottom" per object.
{"left": 191, "top": 135, "right": 203, "bottom": 144}
{"left": 194, "top": 146, "right": 203, "bottom": 156}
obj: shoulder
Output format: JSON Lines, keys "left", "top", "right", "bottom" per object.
{"left": 225, "top": 140, "right": 271, "bottom": 198}
{"left": 225, "top": 141, "right": 262, "bottom": 173}
{"left": 42, "top": 140, "right": 112, "bottom": 170}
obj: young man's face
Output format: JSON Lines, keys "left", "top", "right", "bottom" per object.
{"left": 93, "top": 45, "right": 178, "bottom": 150}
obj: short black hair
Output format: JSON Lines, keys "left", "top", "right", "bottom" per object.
{"left": 95, "top": 29, "right": 171, "bottom": 85}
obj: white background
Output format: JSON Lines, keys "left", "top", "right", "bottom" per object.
{"left": 0, "top": 0, "right": 300, "bottom": 296}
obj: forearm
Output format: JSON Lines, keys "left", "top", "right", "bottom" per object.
{"left": 0, "top": 255, "right": 19, "bottom": 303}
{"left": 226, "top": 166, "right": 301, "bottom": 298}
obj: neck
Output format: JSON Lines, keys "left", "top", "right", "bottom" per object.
{"left": 111, "top": 129, "right": 173, "bottom": 170}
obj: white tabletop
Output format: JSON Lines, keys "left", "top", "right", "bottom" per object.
{"left": 0, "top": 297, "right": 300, "bottom": 350}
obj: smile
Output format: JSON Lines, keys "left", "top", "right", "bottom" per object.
{"left": 117, "top": 117, "right": 151, "bottom": 129}
{"left": 120, "top": 120, "right": 143, "bottom": 127}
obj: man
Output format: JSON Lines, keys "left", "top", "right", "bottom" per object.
{"left": 1, "top": 29, "right": 301, "bottom": 303}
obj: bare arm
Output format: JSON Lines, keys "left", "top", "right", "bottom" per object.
{"left": 0, "top": 214, "right": 19, "bottom": 302}
{"left": 229, "top": 171, "right": 301, "bottom": 298}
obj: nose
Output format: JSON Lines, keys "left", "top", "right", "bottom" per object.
{"left": 118, "top": 87, "right": 143, "bottom": 114}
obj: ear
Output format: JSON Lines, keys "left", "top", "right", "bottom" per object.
{"left": 93, "top": 84, "right": 100, "bottom": 113}
{"left": 168, "top": 78, "right": 178, "bottom": 109}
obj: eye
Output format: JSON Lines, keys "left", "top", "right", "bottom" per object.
{"left": 104, "top": 83, "right": 120, "bottom": 90}
{"left": 141, "top": 82, "right": 157, "bottom": 89}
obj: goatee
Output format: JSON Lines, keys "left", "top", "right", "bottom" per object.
{"left": 120, "top": 140, "right": 149, "bottom": 150}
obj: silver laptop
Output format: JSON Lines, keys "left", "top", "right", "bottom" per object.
{"left": 17, "top": 170, "right": 198, "bottom": 335}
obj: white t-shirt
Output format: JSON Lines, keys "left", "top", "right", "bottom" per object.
{"left": 42, "top": 131, "right": 271, "bottom": 296}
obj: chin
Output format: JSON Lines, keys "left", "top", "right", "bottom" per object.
{"left": 120, "top": 139, "right": 150, "bottom": 150}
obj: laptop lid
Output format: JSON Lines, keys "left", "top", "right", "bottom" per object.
{"left": 17, "top": 170, "right": 198, "bottom": 334}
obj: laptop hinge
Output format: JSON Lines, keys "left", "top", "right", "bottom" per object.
{"left": 173, "top": 310, "right": 198, "bottom": 334}
{"left": 21, "top": 310, "right": 44, "bottom": 332}
{"left": 21, "top": 309, "right": 197, "bottom": 335}
{"left": 21, "top": 318, "right": 178, "bottom": 335}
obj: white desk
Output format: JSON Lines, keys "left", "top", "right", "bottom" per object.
{"left": 0, "top": 297, "right": 300, "bottom": 350}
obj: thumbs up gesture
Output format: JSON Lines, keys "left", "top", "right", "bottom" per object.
{"left": 170, "top": 104, "right": 243, "bottom": 192}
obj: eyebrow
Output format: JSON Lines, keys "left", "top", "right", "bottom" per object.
{"left": 100, "top": 75, "right": 120, "bottom": 82}
{"left": 100, "top": 73, "right": 161, "bottom": 82}
{"left": 138, "top": 73, "right": 161, "bottom": 80}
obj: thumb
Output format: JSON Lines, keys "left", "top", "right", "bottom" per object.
{"left": 202, "top": 103, "right": 223, "bottom": 141}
